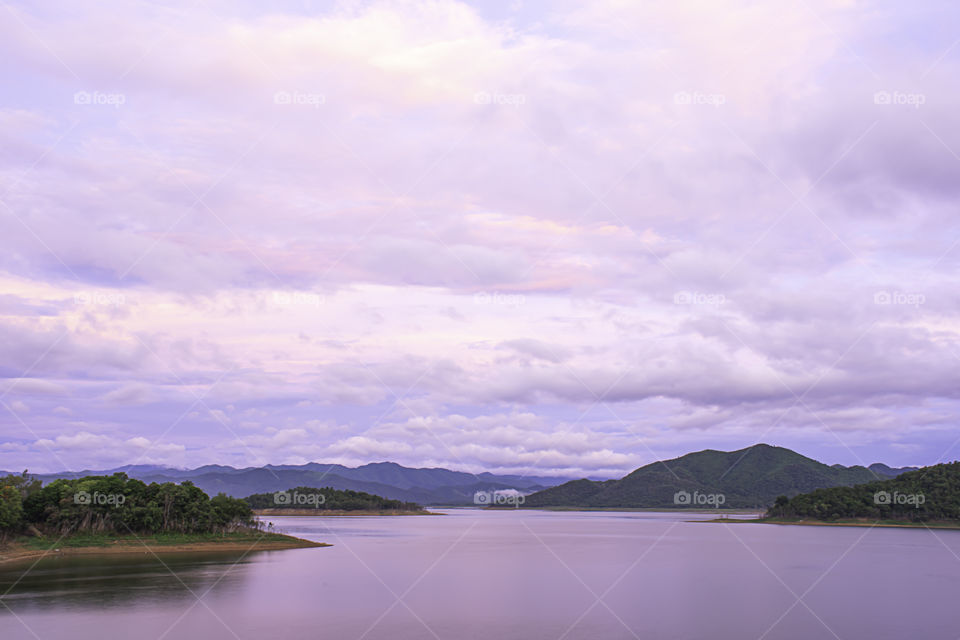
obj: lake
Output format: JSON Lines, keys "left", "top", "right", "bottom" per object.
{"left": 1, "top": 510, "right": 958, "bottom": 639}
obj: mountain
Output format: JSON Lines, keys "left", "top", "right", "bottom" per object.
{"left": 17, "top": 462, "right": 570, "bottom": 506}
{"left": 8, "top": 447, "right": 917, "bottom": 508}
{"left": 522, "top": 444, "right": 915, "bottom": 509}
{"left": 768, "top": 462, "right": 960, "bottom": 522}
{"left": 869, "top": 462, "right": 920, "bottom": 478}
{"left": 245, "top": 486, "right": 426, "bottom": 512}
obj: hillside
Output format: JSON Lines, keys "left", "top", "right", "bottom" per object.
{"left": 767, "top": 462, "right": 960, "bottom": 522}
{"left": 14, "top": 462, "right": 570, "bottom": 506}
{"left": 523, "top": 444, "right": 912, "bottom": 509}
{"left": 245, "top": 486, "right": 425, "bottom": 512}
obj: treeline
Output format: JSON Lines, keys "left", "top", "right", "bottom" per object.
{"left": 246, "top": 486, "right": 424, "bottom": 512}
{"left": 766, "top": 462, "right": 960, "bottom": 522}
{"left": 0, "top": 471, "right": 255, "bottom": 542}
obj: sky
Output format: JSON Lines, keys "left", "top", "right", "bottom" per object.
{"left": 1, "top": 0, "right": 959, "bottom": 477}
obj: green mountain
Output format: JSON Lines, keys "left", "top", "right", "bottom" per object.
{"left": 245, "top": 486, "right": 425, "bottom": 512}
{"left": 767, "top": 462, "right": 960, "bottom": 522}
{"left": 523, "top": 444, "right": 911, "bottom": 509}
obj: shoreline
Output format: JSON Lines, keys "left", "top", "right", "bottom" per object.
{"left": 699, "top": 517, "right": 960, "bottom": 530}
{"left": 0, "top": 532, "right": 328, "bottom": 568}
{"left": 522, "top": 507, "right": 763, "bottom": 514}
{"left": 255, "top": 508, "right": 437, "bottom": 516}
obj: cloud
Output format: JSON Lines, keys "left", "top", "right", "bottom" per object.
{"left": 0, "top": 0, "right": 958, "bottom": 473}
{"left": 100, "top": 384, "right": 156, "bottom": 406}
{"left": 9, "top": 400, "right": 30, "bottom": 413}
{"left": 26, "top": 431, "right": 187, "bottom": 470}
{"left": 499, "top": 338, "right": 571, "bottom": 363}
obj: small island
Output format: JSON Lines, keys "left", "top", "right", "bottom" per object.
{"left": 0, "top": 472, "right": 326, "bottom": 566}
{"left": 706, "top": 461, "right": 960, "bottom": 529}
{"left": 245, "top": 486, "right": 433, "bottom": 516}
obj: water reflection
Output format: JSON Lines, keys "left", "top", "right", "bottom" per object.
{"left": 1, "top": 511, "right": 958, "bottom": 640}
{"left": 0, "top": 551, "right": 262, "bottom": 613}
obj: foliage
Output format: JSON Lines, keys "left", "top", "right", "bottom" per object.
{"left": 766, "top": 462, "right": 960, "bottom": 522}
{"left": 0, "top": 485, "right": 23, "bottom": 541}
{"left": 0, "top": 471, "right": 254, "bottom": 540}
{"left": 0, "top": 471, "right": 41, "bottom": 541}
{"left": 245, "top": 486, "right": 424, "bottom": 512}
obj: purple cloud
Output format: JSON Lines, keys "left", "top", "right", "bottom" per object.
{"left": 1, "top": 0, "right": 959, "bottom": 475}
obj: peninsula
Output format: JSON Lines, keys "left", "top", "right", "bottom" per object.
{"left": 0, "top": 472, "right": 326, "bottom": 566}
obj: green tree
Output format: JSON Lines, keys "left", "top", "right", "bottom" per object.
{"left": 0, "top": 484, "right": 24, "bottom": 540}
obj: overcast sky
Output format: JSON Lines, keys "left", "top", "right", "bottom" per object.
{"left": 1, "top": 0, "right": 959, "bottom": 477}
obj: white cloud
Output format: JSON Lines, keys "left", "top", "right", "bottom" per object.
{"left": 10, "top": 400, "right": 30, "bottom": 413}
{"left": 0, "top": 0, "right": 957, "bottom": 473}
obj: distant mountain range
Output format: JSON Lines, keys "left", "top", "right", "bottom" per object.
{"left": 6, "top": 445, "right": 920, "bottom": 508}
{"left": 522, "top": 444, "right": 919, "bottom": 509}
{"left": 7, "top": 462, "right": 571, "bottom": 505}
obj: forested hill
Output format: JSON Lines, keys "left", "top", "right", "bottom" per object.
{"left": 245, "top": 486, "right": 425, "bottom": 512}
{"left": 523, "top": 444, "right": 913, "bottom": 509}
{"left": 0, "top": 472, "right": 255, "bottom": 542}
{"left": 767, "top": 462, "right": 960, "bottom": 522}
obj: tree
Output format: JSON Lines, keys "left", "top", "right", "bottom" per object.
{"left": 7, "top": 473, "right": 259, "bottom": 541}
{"left": 0, "top": 484, "right": 24, "bottom": 541}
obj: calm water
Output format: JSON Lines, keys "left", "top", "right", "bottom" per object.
{"left": 1, "top": 510, "right": 959, "bottom": 639}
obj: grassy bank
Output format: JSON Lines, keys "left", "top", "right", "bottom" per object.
{"left": 255, "top": 508, "right": 436, "bottom": 516}
{"left": 0, "top": 530, "right": 328, "bottom": 567}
